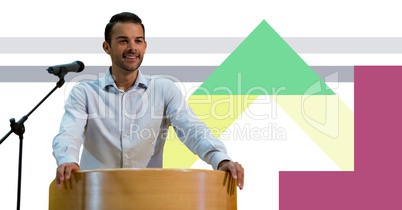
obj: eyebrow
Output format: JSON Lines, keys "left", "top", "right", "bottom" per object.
{"left": 116, "top": 36, "right": 145, "bottom": 40}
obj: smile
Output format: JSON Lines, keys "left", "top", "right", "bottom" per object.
{"left": 124, "top": 55, "right": 137, "bottom": 59}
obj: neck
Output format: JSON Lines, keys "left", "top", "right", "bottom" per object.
{"left": 110, "top": 68, "right": 138, "bottom": 91}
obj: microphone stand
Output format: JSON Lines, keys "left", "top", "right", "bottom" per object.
{"left": 0, "top": 75, "right": 65, "bottom": 210}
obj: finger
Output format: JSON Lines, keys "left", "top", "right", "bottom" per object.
{"left": 56, "top": 165, "right": 65, "bottom": 189}
{"left": 56, "top": 174, "right": 61, "bottom": 189}
{"left": 235, "top": 163, "right": 244, "bottom": 190}
{"left": 65, "top": 165, "right": 73, "bottom": 180}
{"left": 65, "top": 165, "right": 69, "bottom": 179}
{"left": 229, "top": 162, "right": 238, "bottom": 180}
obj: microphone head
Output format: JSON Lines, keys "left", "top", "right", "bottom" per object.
{"left": 75, "top": 61, "right": 85, "bottom": 72}
{"left": 46, "top": 61, "right": 86, "bottom": 76}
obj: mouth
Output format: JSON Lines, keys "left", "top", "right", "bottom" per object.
{"left": 123, "top": 54, "right": 138, "bottom": 61}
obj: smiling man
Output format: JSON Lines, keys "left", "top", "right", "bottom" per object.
{"left": 52, "top": 12, "right": 244, "bottom": 190}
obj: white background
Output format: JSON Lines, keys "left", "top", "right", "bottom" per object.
{"left": 0, "top": 0, "right": 398, "bottom": 209}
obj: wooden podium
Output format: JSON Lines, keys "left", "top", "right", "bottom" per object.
{"left": 49, "top": 169, "right": 237, "bottom": 210}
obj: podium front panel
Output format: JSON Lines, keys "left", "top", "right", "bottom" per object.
{"left": 49, "top": 169, "right": 237, "bottom": 210}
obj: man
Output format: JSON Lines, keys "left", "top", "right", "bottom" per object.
{"left": 53, "top": 12, "right": 244, "bottom": 190}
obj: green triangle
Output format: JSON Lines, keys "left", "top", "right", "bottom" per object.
{"left": 193, "top": 20, "right": 334, "bottom": 95}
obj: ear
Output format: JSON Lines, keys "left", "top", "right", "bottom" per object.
{"left": 103, "top": 41, "right": 111, "bottom": 55}
{"left": 144, "top": 40, "right": 148, "bottom": 53}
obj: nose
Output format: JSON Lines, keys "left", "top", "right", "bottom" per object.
{"left": 127, "top": 40, "right": 137, "bottom": 52}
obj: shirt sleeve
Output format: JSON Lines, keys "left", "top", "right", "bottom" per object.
{"left": 52, "top": 84, "right": 88, "bottom": 166}
{"left": 162, "top": 78, "right": 231, "bottom": 170}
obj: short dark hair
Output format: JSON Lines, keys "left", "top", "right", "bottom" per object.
{"left": 104, "top": 12, "right": 145, "bottom": 44}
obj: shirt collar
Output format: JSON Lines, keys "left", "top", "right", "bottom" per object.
{"left": 133, "top": 70, "right": 148, "bottom": 90}
{"left": 101, "top": 67, "right": 148, "bottom": 91}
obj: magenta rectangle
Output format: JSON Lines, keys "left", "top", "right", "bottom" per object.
{"left": 279, "top": 66, "right": 402, "bottom": 210}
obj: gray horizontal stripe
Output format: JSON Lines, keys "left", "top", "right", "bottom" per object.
{"left": 0, "top": 66, "right": 353, "bottom": 82}
{"left": 0, "top": 37, "right": 402, "bottom": 54}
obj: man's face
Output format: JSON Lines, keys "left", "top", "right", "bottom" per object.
{"left": 103, "top": 22, "right": 147, "bottom": 73}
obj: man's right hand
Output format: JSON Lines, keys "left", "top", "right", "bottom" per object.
{"left": 56, "top": 162, "right": 80, "bottom": 189}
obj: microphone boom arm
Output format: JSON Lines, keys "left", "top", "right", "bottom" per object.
{"left": 0, "top": 75, "right": 65, "bottom": 210}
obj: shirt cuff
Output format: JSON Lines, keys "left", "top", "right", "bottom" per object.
{"left": 211, "top": 152, "right": 232, "bottom": 170}
{"left": 56, "top": 156, "right": 79, "bottom": 166}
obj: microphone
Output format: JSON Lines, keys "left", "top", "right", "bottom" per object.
{"left": 47, "top": 61, "right": 85, "bottom": 76}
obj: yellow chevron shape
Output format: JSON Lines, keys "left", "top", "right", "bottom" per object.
{"left": 273, "top": 94, "right": 354, "bottom": 170}
{"left": 163, "top": 95, "right": 259, "bottom": 168}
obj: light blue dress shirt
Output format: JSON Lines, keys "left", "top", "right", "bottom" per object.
{"left": 52, "top": 68, "right": 231, "bottom": 170}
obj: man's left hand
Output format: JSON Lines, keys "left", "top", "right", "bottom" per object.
{"left": 218, "top": 160, "right": 244, "bottom": 190}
